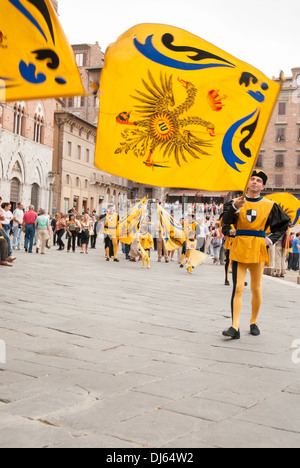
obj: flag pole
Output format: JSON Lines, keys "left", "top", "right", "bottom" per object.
{"left": 241, "top": 71, "right": 285, "bottom": 200}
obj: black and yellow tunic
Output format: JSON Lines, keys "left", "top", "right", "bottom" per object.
{"left": 223, "top": 196, "right": 290, "bottom": 266}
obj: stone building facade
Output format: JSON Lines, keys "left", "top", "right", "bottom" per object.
{"left": 62, "top": 43, "right": 104, "bottom": 125}
{"left": 52, "top": 111, "right": 129, "bottom": 215}
{"left": 0, "top": 99, "right": 57, "bottom": 211}
{"left": 257, "top": 67, "right": 300, "bottom": 198}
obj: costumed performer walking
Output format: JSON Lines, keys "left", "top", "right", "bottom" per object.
{"left": 222, "top": 170, "right": 290, "bottom": 340}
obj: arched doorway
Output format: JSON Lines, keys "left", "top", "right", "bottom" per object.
{"left": 10, "top": 178, "right": 21, "bottom": 211}
{"left": 31, "top": 183, "right": 40, "bottom": 211}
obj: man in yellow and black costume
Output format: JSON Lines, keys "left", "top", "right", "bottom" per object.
{"left": 222, "top": 171, "right": 290, "bottom": 340}
{"left": 99, "top": 204, "right": 120, "bottom": 262}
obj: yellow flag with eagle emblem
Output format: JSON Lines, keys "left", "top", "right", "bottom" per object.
{"left": 0, "top": 0, "right": 84, "bottom": 102}
{"left": 95, "top": 24, "right": 281, "bottom": 191}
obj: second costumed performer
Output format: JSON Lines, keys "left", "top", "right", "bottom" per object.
{"left": 221, "top": 170, "right": 290, "bottom": 340}
{"left": 99, "top": 204, "right": 120, "bottom": 262}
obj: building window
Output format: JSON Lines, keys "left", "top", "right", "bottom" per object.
{"left": 255, "top": 154, "right": 263, "bottom": 168}
{"left": 64, "top": 198, "right": 69, "bottom": 213}
{"left": 76, "top": 177, "right": 80, "bottom": 187}
{"left": 66, "top": 175, "right": 70, "bottom": 185}
{"left": 67, "top": 141, "right": 72, "bottom": 157}
{"left": 276, "top": 127, "right": 286, "bottom": 142}
{"left": 296, "top": 174, "right": 300, "bottom": 186}
{"left": 73, "top": 196, "right": 79, "bottom": 210}
{"left": 77, "top": 145, "right": 81, "bottom": 160}
{"left": 14, "top": 106, "right": 24, "bottom": 136}
{"left": 274, "top": 174, "right": 284, "bottom": 188}
{"left": 34, "top": 115, "right": 43, "bottom": 143}
{"left": 85, "top": 179, "right": 88, "bottom": 189}
{"left": 297, "top": 154, "right": 300, "bottom": 168}
{"left": 74, "top": 96, "right": 81, "bottom": 107}
{"left": 278, "top": 102, "right": 287, "bottom": 116}
{"left": 86, "top": 149, "right": 90, "bottom": 163}
{"left": 275, "top": 153, "right": 284, "bottom": 168}
{"left": 76, "top": 53, "right": 84, "bottom": 67}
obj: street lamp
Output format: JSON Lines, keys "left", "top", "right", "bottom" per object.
{"left": 47, "top": 171, "right": 56, "bottom": 215}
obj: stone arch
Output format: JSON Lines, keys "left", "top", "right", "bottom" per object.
{"left": 30, "top": 160, "right": 43, "bottom": 187}
{"left": 7, "top": 152, "right": 26, "bottom": 184}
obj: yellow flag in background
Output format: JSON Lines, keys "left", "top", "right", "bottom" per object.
{"left": 118, "top": 197, "right": 147, "bottom": 244}
{"left": 187, "top": 249, "right": 209, "bottom": 268}
{"left": 266, "top": 193, "right": 300, "bottom": 227}
{"left": 157, "top": 204, "right": 185, "bottom": 251}
{"left": 95, "top": 24, "right": 281, "bottom": 192}
{"left": 0, "top": 0, "right": 84, "bottom": 102}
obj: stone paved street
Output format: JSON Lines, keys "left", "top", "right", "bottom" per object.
{"left": 0, "top": 245, "right": 300, "bottom": 448}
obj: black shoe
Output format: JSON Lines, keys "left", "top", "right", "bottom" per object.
{"left": 180, "top": 264, "right": 184, "bottom": 269}
{"left": 106, "top": 258, "right": 110, "bottom": 262}
{"left": 225, "top": 280, "right": 230, "bottom": 286}
{"left": 250, "top": 324, "right": 260, "bottom": 336}
{"left": 25, "top": 247, "right": 28, "bottom": 252}
{"left": 222, "top": 327, "right": 240, "bottom": 340}
{"left": 114, "top": 258, "right": 120, "bottom": 262}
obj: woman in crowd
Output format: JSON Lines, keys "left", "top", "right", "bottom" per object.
{"left": 80, "top": 213, "right": 92, "bottom": 254}
{"left": 35, "top": 209, "right": 51, "bottom": 255}
{"left": 66, "top": 214, "right": 80, "bottom": 253}
{"left": 212, "top": 222, "right": 222, "bottom": 265}
{"left": 54, "top": 213, "right": 66, "bottom": 251}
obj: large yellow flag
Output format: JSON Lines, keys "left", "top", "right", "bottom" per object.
{"left": 157, "top": 204, "right": 185, "bottom": 251}
{"left": 118, "top": 197, "right": 147, "bottom": 244}
{"left": 95, "top": 24, "right": 281, "bottom": 192}
{"left": 266, "top": 193, "right": 300, "bottom": 227}
{"left": 0, "top": 0, "right": 84, "bottom": 102}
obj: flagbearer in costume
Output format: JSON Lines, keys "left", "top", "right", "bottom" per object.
{"left": 100, "top": 205, "right": 120, "bottom": 262}
{"left": 180, "top": 214, "right": 197, "bottom": 268}
{"left": 139, "top": 223, "right": 154, "bottom": 269}
{"left": 222, "top": 171, "right": 290, "bottom": 340}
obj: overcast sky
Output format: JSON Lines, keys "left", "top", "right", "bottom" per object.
{"left": 59, "top": 0, "right": 299, "bottom": 79}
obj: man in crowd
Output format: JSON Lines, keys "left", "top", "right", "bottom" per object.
{"left": 291, "top": 233, "right": 300, "bottom": 271}
{"left": 12, "top": 202, "right": 24, "bottom": 250}
{"left": 23, "top": 205, "right": 38, "bottom": 253}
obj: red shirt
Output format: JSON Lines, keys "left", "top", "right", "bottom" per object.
{"left": 23, "top": 210, "right": 38, "bottom": 225}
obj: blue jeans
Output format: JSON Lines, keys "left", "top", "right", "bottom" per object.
{"left": 13, "top": 225, "right": 23, "bottom": 249}
{"left": 24, "top": 225, "right": 36, "bottom": 253}
{"left": 2, "top": 225, "right": 12, "bottom": 256}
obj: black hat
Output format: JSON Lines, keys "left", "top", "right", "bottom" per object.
{"left": 252, "top": 170, "right": 268, "bottom": 185}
